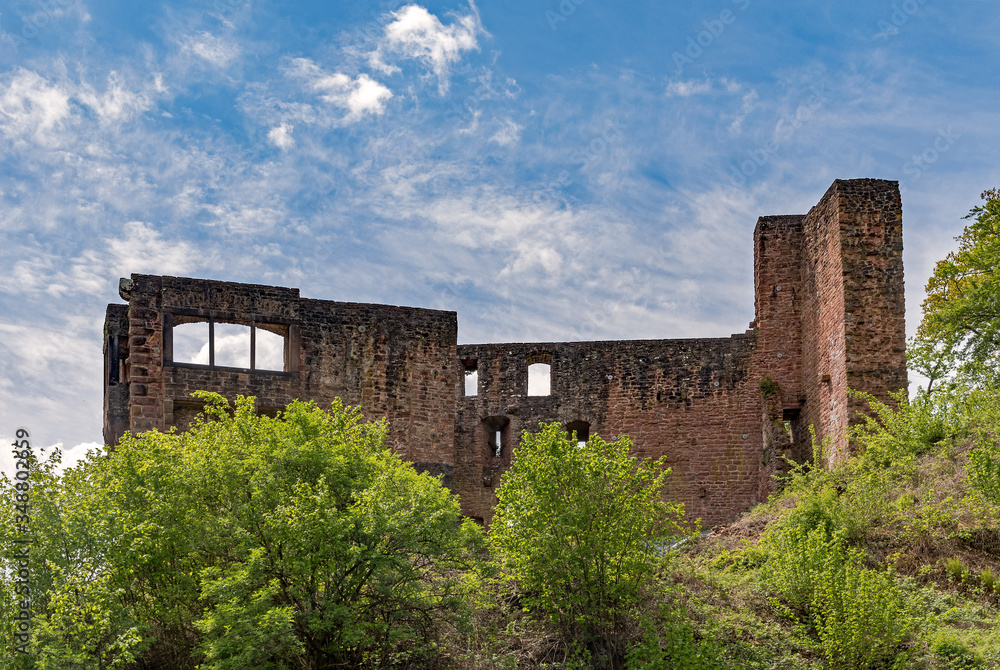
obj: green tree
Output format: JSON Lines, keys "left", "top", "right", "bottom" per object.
{"left": 915, "top": 188, "right": 1000, "bottom": 386}
{"left": 488, "top": 423, "right": 686, "bottom": 668}
{"left": 2, "top": 394, "right": 483, "bottom": 669}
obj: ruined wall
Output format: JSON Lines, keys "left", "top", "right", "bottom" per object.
{"left": 103, "top": 178, "right": 907, "bottom": 527}
{"left": 753, "top": 214, "right": 808, "bottom": 473}
{"left": 455, "top": 336, "right": 764, "bottom": 525}
{"left": 105, "top": 275, "right": 457, "bottom": 484}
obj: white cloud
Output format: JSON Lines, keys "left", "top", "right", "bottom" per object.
{"left": 371, "top": 3, "right": 483, "bottom": 93}
{"left": 490, "top": 118, "right": 523, "bottom": 146}
{"left": 106, "top": 221, "right": 201, "bottom": 276}
{"left": 0, "top": 69, "right": 71, "bottom": 144}
{"left": 268, "top": 123, "right": 295, "bottom": 149}
{"left": 666, "top": 80, "right": 712, "bottom": 97}
{"left": 77, "top": 71, "right": 152, "bottom": 124}
{"left": 289, "top": 58, "right": 393, "bottom": 121}
{"left": 177, "top": 31, "right": 240, "bottom": 68}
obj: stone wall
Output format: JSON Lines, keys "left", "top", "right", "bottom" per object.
{"left": 105, "top": 275, "right": 458, "bottom": 486}
{"left": 455, "top": 336, "right": 763, "bottom": 524}
{"left": 103, "top": 178, "right": 907, "bottom": 526}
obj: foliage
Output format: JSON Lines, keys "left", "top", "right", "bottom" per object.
{"left": 931, "top": 630, "right": 987, "bottom": 669}
{"left": 968, "top": 435, "right": 1000, "bottom": 505}
{"left": 1, "top": 395, "right": 482, "bottom": 669}
{"left": 489, "top": 423, "right": 686, "bottom": 668}
{"left": 915, "top": 188, "right": 1000, "bottom": 386}
{"left": 759, "top": 520, "right": 914, "bottom": 669}
{"left": 758, "top": 375, "right": 780, "bottom": 398}
{"left": 625, "top": 603, "right": 724, "bottom": 670}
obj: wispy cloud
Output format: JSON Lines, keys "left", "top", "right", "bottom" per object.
{"left": 176, "top": 30, "right": 240, "bottom": 69}
{"left": 0, "top": 68, "right": 71, "bottom": 144}
{"left": 665, "top": 79, "right": 712, "bottom": 97}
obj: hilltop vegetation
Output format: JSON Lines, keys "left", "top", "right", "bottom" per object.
{"left": 3, "top": 189, "right": 999, "bottom": 669}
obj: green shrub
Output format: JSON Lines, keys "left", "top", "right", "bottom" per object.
{"left": 968, "top": 441, "right": 1000, "bottom": 503}
{"left": 932, "top": 631, "right": 986, "bottom": 669}
{"left": 978, "top": 567, "right": 997, "bottom": 594}
{"left": 760, "top": 520, "right": 844, "bottom": 618}
{"left": 626, "top": 606, "right": 724, "bottom": 670}
{"left": 489, "top": 423, "right": 686, "bottom": 668}
{"left": 760, "top": 521, "right": 913, "bottom": 669}
{"left": 944, "top": 557, "right": 968, "bottom": 584}
{"left": 811, "top": 556, "right": 912, "bottom": 669}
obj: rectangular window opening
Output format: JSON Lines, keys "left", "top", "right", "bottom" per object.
{"left": 214, "top": 322, "right": 252, "bottom": 369}
{"left": 528, "top": 362, "right": 551, "bottom": 396}
{"left": 464, "top": 360, "right": 478, "bottom": 397}
{"left": 172, "top": 320, "right": 210, "bottom": 365}
{"left": 171, "top": 317, "right": 289, "bottom": 372}
{"left": 255, "top": 327, "right": 286, "bottom": 371}
{"left": 485, "top": 417, "right": 509, "bottom": 459}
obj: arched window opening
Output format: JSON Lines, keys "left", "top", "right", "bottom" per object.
{"left": 526, "top": 351, "right": 553, "bottom": 396}
{"left": 566, "top": 420, "right": 590, "bottom": 448}
{"left": 170, "top": 316, "right": 289, "bottom": 372}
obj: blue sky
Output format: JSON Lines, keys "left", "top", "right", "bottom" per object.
{"left": 1, "top": 0, "right": 998, "bottom": 470}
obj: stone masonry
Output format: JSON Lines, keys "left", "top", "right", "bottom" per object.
{"left": 103, "top": 178, "right": 906, "bottom": 526}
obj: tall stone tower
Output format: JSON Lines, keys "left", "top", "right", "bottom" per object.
{"left": 753, "top": 179, "right": 906, "bottom": 464}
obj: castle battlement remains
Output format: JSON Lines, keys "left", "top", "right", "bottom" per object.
{"left": 104, "top": 178, "right": 906, "bottom": 524}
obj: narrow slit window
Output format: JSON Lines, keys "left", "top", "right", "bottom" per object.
{"left": 484, "top": 417, "right": 508, "bottom": 459}
{"left": 214, "top": 323, "right": 252, "bottom": 368}
{"left": 527, "top": 363, "right": 551, "bottom": 396}
{"left": 464, "top": 360, "right": 478, "bottom": 397}
{"left": 172, "top": 321, "right": 210, "bottom": 365}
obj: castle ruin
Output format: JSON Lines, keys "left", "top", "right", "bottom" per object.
{"left": 103, "top": 178, "right": 906, "bottom": 525}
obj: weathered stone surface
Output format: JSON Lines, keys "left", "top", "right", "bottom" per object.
{"left": 102, "top": 178, "right": 906, "bottom": 526}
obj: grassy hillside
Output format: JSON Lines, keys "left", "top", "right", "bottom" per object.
{"left": 441, "top": 385, "right": 1000, "bottom": 669}
{"left": 661, "top": 386, "right": 1000, "bottom": 669}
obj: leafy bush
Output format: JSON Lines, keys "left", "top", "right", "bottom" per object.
{"left": 760, "top": 520, "right": 913, "bottom": 669}
{"left": 1, "top": 395, "right": 483, "bottom": 669}
{"left": 811, "top": 556, "right": 912, "bottom": 669}
{"left": 489, "top": 423, "right": 687, "bottom": 668}
{"left": 931, "top": 631, "right": 986, "bottom": 669}
{"left": 625, "top": 604, "right": 724, "bottom": 670}
{"left": 968, "top": 441, "right": 1000, "bottom": 503}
